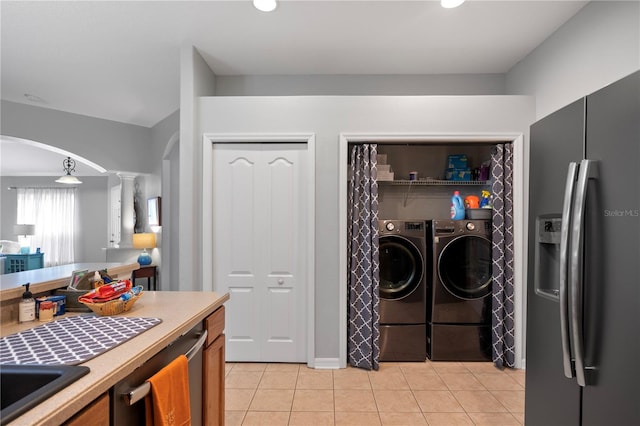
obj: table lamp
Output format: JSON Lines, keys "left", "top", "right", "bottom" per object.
{"left": 132, "top": 233, "right": 156, "bottom": 266}
{"left": 14, "top": 224, "right": 35, "bottom": 254}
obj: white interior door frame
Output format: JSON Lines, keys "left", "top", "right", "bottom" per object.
{"left": 202, "top": 132, "right": 316, "bottom": 367}
{"left": 339, "top": 132, "right": 527, "bottom": 369}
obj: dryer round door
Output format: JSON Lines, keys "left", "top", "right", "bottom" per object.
{"left": 438, "top": 235, "right": 492, "bottom": 300}
{"left": 378, "top": 235, "right": 424, "bottom": 300}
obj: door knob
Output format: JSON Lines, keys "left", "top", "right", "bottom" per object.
{"left": 277, "top": 279, "right": 284, "bottom": 285}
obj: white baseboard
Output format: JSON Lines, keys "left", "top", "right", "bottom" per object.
{"left": 313, "top": 358, "right": 341, "bottom": 369}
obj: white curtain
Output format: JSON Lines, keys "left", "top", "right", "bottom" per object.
{"left": 17, "top": 188, "right": 76, "bottom": 266}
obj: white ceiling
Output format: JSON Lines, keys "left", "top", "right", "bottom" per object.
{"left": 1, "top": 0, "right": 588, "bottom": 175}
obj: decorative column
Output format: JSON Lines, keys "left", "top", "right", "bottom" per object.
{"left": 118, "top": 173, "right": 137, "bottom": 248}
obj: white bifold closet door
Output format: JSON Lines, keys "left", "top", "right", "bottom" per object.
{"left": 212, "top": 143, "right": 307, "bottom": 362}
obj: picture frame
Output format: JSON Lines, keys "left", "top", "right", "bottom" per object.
{"left": 147, "top": 196, "right": 161, "bottom": 227}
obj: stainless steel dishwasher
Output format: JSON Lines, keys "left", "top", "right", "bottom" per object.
{"left": 110, "top": 325, "right": 206, "bottom": 425}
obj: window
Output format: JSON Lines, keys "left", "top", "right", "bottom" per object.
{"left": 17, "top": 188, "right": 75, "bottom": 266}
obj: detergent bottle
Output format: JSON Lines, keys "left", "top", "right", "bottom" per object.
{"left": 450, "top": 191, "right": 465, "bottom": 220}
{"left": 480, "top": 190, "right": 492, "bottom": 208}
{"left": 464, "top": 195, "right": 480, "bottom": 209}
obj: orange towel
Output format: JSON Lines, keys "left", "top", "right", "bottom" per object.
{"left": 145, "top": 354, "right": 191, "bottom": 426}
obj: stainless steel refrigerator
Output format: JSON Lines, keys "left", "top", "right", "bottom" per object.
{"left": 525, "top": 70, "right": 639, "bottom": 426}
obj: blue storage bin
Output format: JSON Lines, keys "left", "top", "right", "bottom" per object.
{"left": 447, "top": 154, "right": 468, "bottom": 170}
{"left": 445, "top": 168, "right": 472, "bottom": 181}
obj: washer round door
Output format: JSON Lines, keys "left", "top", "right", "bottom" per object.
{"left": 378, "top": 235, "right": 424, "bottom": 300}
{"left": 438, "top": 235, "right": 492, "bottom": 300}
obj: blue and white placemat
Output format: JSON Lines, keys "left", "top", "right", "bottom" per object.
{"left": 0, "top": 315, "right": 162, "bottom": 365}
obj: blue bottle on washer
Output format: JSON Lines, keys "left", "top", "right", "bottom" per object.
{"left": 450, "top": 191, "right": 465, "bottom": 220}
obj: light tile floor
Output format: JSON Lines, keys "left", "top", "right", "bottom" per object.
{"left": 225, "top": 360, "right": 525, "bottom": 425}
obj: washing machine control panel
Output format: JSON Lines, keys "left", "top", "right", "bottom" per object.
{"left": 380, "top": 220, "right": 426, "bottom": 236}
{"left": 432, "top": 219, "right": 492, "bottom": 237}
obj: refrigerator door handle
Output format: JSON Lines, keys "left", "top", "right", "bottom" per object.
{"left": 570, "top": 159, "right": 598, "bottom": 387}
{"left": 559, "top": 162, "right": 578, "bottom": 379}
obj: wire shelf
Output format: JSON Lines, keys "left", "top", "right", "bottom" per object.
{"left": 381, "top": 179, "right": 489, "bottom": 186}
{"left": 378, "top": 179, "right": 490, "bottom": 206}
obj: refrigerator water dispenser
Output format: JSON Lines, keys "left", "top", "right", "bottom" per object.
{"left": 534, "top": 215, "right": 562, "bottom": 301}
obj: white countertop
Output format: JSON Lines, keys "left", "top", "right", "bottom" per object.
{"left": 2, "top": 290, "right": 229, "bottom": 426}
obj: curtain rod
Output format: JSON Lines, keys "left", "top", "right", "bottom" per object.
{"left": 7, "top": 186, "right": 78, "bottom": 190}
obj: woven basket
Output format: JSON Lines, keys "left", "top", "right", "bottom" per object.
{"left": 80, "top": 291, "right": 143, "bottom": 316}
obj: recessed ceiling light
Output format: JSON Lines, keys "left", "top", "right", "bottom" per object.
{"left": 441, "top": 0, "right": 465, "bottom": 8}
{"left": 253, "top": 0, "right": 277, "bottom": 12}
{"left": 23, "top": 93, "right": 46, "bottom": 103}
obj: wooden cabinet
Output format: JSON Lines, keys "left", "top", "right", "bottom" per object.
{"left": 203, "top": 305, "right": 225, "bottom": 425}
{"left": 64, "top": 393, "right": 109, "bottom": 426}
{"left": 131, "top": 265, "right": 157, "bottom": 290}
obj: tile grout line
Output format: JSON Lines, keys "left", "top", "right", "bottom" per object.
{"left": 368, "top": 367, "right": 384, "bottom": 426}
{"left": 248, "top": 365, "right": 265, "bottom": 417}
{"left": 398, "top": 366, "right": 429, "bottom": 423}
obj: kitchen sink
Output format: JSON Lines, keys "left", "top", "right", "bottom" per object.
{"left": 0, "top": 364, "right": 90, "bottom": 425}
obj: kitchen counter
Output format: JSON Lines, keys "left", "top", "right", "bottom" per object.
{"left": 0, "top": 262, "right": 140, "bottom": 324}
{"left": 0, "top": 262, "right": 139, "bottom": 301}
{"left": 1, "top": 290, "right": 229, "bottom": 426}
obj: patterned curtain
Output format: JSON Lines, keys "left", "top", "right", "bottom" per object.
{"left": 347, "top": 144, "right": 380, "bottom": 371}
{"left": 490, "top": 143, "right": 516, "bottom": 368}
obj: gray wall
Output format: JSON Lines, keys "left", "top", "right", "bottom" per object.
{"left": 177, "top": 45, "right": 217, "bottom": 291}
{"left": 0, "top": 176, "right": 109, "bottom": 264}
{"left": 216, "top": 74, "right": 505, "bottom": 96}
{"left": 163, "top": 139, "right": 180, "bottom": 291}
{"left": 148, "top": 109, "right": 180, "bottom": 289}
{"left": 149, "top": 109, "right": 180, "bottom": 197}
{"left": 506, "top": 1, "right": 640, "bottom": 119}
{"left": 197, "top": 95, "right": 535, "bottom": 360}
{"left": 1, "top": 101, "right": 153, "bottom": 174}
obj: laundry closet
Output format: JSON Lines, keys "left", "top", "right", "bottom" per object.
{"left": 374, "top": 142, "right": 498, "bottom": 363}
